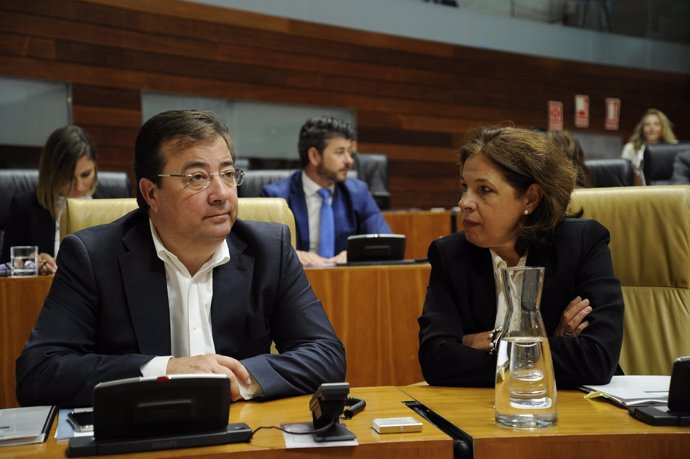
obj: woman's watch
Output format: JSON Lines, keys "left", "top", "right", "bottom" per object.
{"left": 488, "top": 328, "right": 503, "bottom": 355}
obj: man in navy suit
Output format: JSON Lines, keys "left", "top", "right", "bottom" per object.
{"left": 261, "top": 116, "right": 391, "bottom": 266}
{"left": 16, "top": 110, "right": 346, "bottom": 408}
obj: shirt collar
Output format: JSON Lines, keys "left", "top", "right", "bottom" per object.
{"left": 490, "top": 249, "right": 527, "bottom": 273}
{"left": 149, "top": 219, "right": 230, "bottom": 277}
{"left": 302, "top": 171, "right": 334, "bottom": 197}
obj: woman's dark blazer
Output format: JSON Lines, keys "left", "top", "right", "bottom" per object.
{"left": 418, "top": 218, "right": 624, "bottom": 388}
{"left": 1, "top": 187, "right": 115, "bottom": 261}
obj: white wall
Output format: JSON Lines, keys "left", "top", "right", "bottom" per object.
{"left": 190, "top": 0, "right": 690, "bottom": 75}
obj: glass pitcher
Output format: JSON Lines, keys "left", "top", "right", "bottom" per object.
{"left": 495, "top": 266, "right": 557, "bottom": 429}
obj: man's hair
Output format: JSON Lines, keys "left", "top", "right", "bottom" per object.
{"left": 37, "top": 125, "right": 97, "bottom": 219}
{"left": 459, "top": 126, "right": 576, "bottom": 254}
{"left": 134, "top": 109, "right": 235, "bottom": 209}
{"left": 297, "top": 116, "right": 356, "bottom": 168}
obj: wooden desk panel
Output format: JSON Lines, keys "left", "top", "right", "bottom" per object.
{"left": 383, "top": 210, "right": 453, "bottom": 259}
{"left": 0, "top": 276, "right": 53, "bottom": 409}
{"left": 401, "top": 385, "right": 690, "bottom": 459}
{"left": 306, "top": 264, "right": 429, "bottom": 387}
{"left": 0, "top": 386, "right": 452, "bottom": 458}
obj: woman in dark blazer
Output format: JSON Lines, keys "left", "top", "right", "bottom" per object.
{"left": 1, "top": 126, "right": 98, "bottom": 274}
{"left": 418, "top": 127, "right": 624, "bottom": 388}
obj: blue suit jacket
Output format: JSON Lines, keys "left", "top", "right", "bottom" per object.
{"left": 418, "top": 219, "right": 624, "bottom": 388}
{"left": 260, "top": 171, "right": 391, "bottom": 253}
{"left": 16, "top": 209, "right": 346, "bottom": 407}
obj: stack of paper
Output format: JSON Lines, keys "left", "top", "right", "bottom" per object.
{"left": 579, "top": 375, "right": 671, "bottom": 408}
{"left": 0, "top": 406, "right": 56, "bottom": 447}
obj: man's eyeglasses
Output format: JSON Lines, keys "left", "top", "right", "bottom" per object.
{"left": 158, "top": 169, "right": 245, "bottom": 192}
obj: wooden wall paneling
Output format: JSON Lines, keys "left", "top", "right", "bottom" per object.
{"left": 0, "top": 0, "right": 688, "bottom": 209}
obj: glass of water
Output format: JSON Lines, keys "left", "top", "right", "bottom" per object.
{"left": 10, "top": 246, "right": 39, "bottom": 276}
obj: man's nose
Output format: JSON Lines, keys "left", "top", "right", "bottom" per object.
{"left": 207, "top": 174, "right": 232, "bottom": 200}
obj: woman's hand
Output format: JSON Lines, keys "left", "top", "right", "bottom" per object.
{"left": 37, "top": 253, "right": 57, "bottom": 275}
{"left": 463, "top": 330, "right": 494, "bottom": 351}
{"left": 555, "top": 296, "right": 592, "bottom": 337}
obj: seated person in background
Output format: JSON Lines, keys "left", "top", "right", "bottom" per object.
{"left": 545, "top": 130, "right": 593, "bottom": 188}
{"left": 418, "top": 126, "right": 623, "bottom": 388}
{"left": 670, "top": 151, "right": 690, "bottom": 184}
{"left": 1, "top": 125, "right": 99, "bottom": 274}
{"left": 621, "top": 108, "right": 677, "bottom": 184}
{"left": 261, "top": 116, "right": 391, "bottom": 266}
{"left": 16, "top": 109, "right": 346, "bottom": 408}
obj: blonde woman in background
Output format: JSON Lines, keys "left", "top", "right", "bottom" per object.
{"left": 621, "top": 108, "right": 677, "bottom": 184}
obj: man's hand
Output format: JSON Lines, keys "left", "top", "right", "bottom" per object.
{"left": 166, "top": 354, "right": 252, "bottom": 401}
{"left": 554, "top": 296, "right": 592, "bottom": 337}
{"left": 296, "top": 250, "right": 333, "bottom": 267}
{"left": 326, "top": 250, "right": 347, "bottom": 265}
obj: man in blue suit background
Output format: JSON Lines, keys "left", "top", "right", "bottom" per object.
{"left": 261, "top": 116, "right": 391, "bottom": 266}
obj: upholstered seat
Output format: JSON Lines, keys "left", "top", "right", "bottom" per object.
{"left": 568, "top": 185, "right": 690, "bottom": 375}
{"left": 62, "top": 197, "right": 297, "bottom": 249}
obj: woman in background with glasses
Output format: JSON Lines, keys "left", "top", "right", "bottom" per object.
{"left": 418, "top": 126, "right": 624, "bottom": 388}
{"left": 1, "top": 125, "right": 98, "bottom": 274}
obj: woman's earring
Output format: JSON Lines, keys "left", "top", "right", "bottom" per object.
{"left": 523, "top": 209, "right": 529, "bottom": 215}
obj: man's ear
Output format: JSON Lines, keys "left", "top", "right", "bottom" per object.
{"left": 525, "top": 183, "right": 543, "bottom": 213}
{"left": 307, "top": 147, "right": 322, "bottom": 167}
{"left": 139, "top": 178, "right": 160, "bottom": 213}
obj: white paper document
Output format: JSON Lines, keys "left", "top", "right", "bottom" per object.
{"left": 0, "top": 406, "right": 56, "bottom": 447}
{"left": 579, "top": 375, "right": 671, "bottom": 408}
{"left": 281, "top": 422, "right": 358, "bottom": 448}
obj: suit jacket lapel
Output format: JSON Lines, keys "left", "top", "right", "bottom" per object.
{"left": 468, "top": 246, "right": 497, "bottom": 328}
{"left": 289, "top": 173, "right": 310, "bottom": 251}
{"left": 120, "top": 214, "right": 171, "bottom": 355}
{"left": 211, "top": 231, "right": 252, "bottom": 355}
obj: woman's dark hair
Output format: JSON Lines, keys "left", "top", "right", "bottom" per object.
{"left": 297, "top": 116, "right": 356, "bottom": 168}
{"left": 134, "top": 109, "right": 235, "bottom": 209}
{"left": 459, "top": 126, "right": 576, "bottom": 254}
{"left": 37, "top": 125, "right": 97, "bottom": 219}
{"left": 546, "top": 130, "right": 593, "bottom": 188}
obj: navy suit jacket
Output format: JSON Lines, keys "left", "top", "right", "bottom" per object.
{"left": 16, "top": 209, "right": 346, "bottom": 407}
{"left": 260, "top": 171, "right": 391, "bottom": 253}
{"left": 418, "top": 219, "right": 624, "bottom": 388}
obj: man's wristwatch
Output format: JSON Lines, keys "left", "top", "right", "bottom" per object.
{"left": 488, "top": 328, "right": 503, "bottom": 355}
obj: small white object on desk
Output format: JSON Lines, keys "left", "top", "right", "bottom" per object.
{"left": 371, "top": 417, "right": 423, "bottom": 434}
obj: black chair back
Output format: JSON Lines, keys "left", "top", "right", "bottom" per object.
{"left": 585, "top": 159, "right": 635, "bottom": 187}
{"left": 238, "top": 170, "right": 294, "bottom": 198}
{"left": 643, "top": 142, "right": 690, "bottom": 185}
{"left": 355, "top": 153, "right": 390, "bottom": 209}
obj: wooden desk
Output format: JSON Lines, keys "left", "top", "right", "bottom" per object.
{"left": 401, "top": 385, "right": 690, "bottom": 459}
{"left": 383, "top": 210, "right": 453, "bottom": 259}
{"left": 306, "top": 264, "right": 429, "bottom": 387}
{"left": 0, "top": 276, "right": 53, "bottom": 409}
{"left": 0, "top": 386, "right": 452, "bottom": 458}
